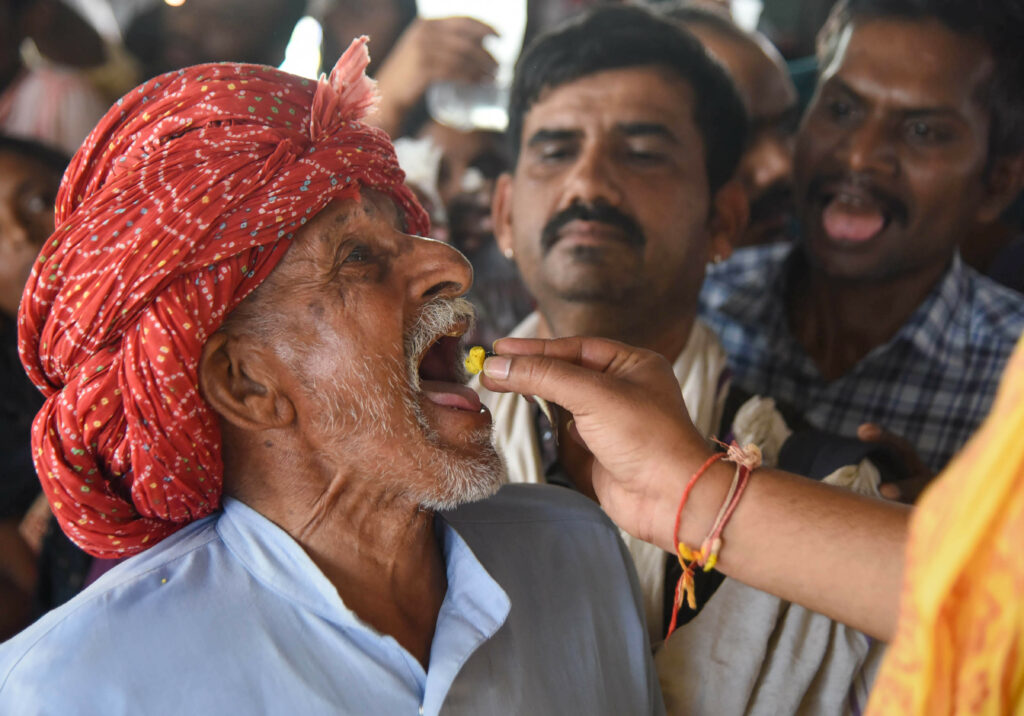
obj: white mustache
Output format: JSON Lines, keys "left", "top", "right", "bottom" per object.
{"left": 405, "top": 296, "right": 476, "bottom": 389}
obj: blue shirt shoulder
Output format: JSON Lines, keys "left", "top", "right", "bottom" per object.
{"left": 1, "top": 487, "right": 662, "bottom": 715}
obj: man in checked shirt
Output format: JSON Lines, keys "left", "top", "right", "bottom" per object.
{"left": 700, "top": 0, "right": 1024, "bottom": 498}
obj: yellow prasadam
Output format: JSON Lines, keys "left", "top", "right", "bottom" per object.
{"left": 465, "top": 346, "right": 488, "bottom": 375}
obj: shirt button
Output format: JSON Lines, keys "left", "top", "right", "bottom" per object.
{"left": 543, "top": 431, "right": 553, "bottom": 441}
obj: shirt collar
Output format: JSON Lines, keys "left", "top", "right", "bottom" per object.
{"left": 897, "top": 253, "right": 970, "bottom": 358}
{"left": 216, "top": 496, "right": 509, "bottom": 653}
{"left": 217, "top": 497, "right": 359, "bottom": 625}
{"left": 776, "top": 247, "right": 970, "bottom": 363}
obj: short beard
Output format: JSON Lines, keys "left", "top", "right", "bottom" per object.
{"left": 408, "top": 424, "right": 506, "bottom": 512}
{"left": 300, "top": 296, "right": 505, "bottom": 511}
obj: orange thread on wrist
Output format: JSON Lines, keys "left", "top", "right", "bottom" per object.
{"left": 666, "top": 441, "right": 762, "bottom": 639}
{"left": 666, "top": 451, "right": 724, "bottom": 637}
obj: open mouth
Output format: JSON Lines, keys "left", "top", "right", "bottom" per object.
{"left": 818, "top": 184, "right": 900, "bottom": 244}
{"left": 414, "top": 321, "right": 483, "bottom": 412}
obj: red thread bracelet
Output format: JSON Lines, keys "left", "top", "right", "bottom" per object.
{"left": 666, "top": 451, "right": 725, "bottom": 637}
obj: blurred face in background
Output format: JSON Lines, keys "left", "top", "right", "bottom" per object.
{"left": 688, "top": 22, "right": 799, "bottom": 247}
{"left": 0, "top": 150, "right": 62, "bottom": 317}
{"left": 420, "top": 122, "right": 509, "bottom": 256}
{"left": 795, "top": 18, "right": 1004, "bottom": 284}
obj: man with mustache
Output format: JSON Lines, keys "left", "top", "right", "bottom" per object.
{"left": 0, "top": 40, "right": 663, "bottom": 714}
{"left": 667, "top": 3, "right": 800, "bottom": 248}
{"left": 481, "top": 6, "right": 890, "bottom": 713}
{"left": 700, "top": 0, "right": 1024, "bottom": 483}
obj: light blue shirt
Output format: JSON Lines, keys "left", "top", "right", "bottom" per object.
{"left": 0, "top": 484, "right": 662, "bottom": 715}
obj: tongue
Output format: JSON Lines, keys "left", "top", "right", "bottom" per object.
{"left": 421, "top": 380, "right": 483, "bottom": 412}
{"left": 822, "top": 197, "right": 885, "bottom": 242}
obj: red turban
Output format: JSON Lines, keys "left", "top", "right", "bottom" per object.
{"left": 18, "top": 38, "right": 429, "bottom": 558}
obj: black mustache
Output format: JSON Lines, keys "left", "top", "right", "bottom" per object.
{"left": 806, "top": 173, "right": 909, "bottom": 226}
{"left": 540, "top": 202, "right": 645, "bottom": 252}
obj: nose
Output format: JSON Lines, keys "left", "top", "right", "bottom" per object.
{"left": 744, "top": 134, "right": 794, "bottom": 195}
{"left": 559, "top": 142, "right": 623, "bottom": 209}
{"left": 840, "top": 118, "right": 898, "bottom": 177}
{"left": 406, "top": 234, "right": 473, "bottom": 302}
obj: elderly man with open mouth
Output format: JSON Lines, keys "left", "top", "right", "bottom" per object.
{"left": 0, "top": 39, "right": 662, "bottom": 715}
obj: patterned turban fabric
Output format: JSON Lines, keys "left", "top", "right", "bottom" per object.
{"left": 18, "top": 38, "right": 429, "bottom": 559}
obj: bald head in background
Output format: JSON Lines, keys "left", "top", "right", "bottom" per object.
{"left": 669, "top": 4, "right": 799, "bottom": 247}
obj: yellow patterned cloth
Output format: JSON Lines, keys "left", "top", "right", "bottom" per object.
{"left": 868, "top": 336, "right": 1024, "bottom": 714}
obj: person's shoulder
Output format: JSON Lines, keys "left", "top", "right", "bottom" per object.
{"left": 700, "top": 243, "right": 791, "bottom": 313}
{"left": 0, "top": 516, "right": 221, "bottom": 699}
{"left": 443, "top": 487, "right": 643, "bottom": 610}
{"left": 444, "top": 483, "right": 613, "bottom": 531}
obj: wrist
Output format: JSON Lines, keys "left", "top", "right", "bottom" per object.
{"left": 644, "top": 436, "right": 722, "bottom": 552}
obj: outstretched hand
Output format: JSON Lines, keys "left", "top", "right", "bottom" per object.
{"left": 373, "top": 17, "right": 497, "bottom": 135}
{"left": 481, "top": 336, "right": 909, "bottom": 641}
{"left": 480, "top": 336, "right": 712, "bottom": 550}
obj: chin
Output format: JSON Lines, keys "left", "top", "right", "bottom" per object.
{"left": 412, "top": 427, "right": 507, "bottom": 511}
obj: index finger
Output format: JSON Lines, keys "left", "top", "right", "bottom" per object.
{"left": 479, "top": 336, "right": 665, "bottom": 418}
{"left": 492, "top": 335, "right": 646, "bottom": 374}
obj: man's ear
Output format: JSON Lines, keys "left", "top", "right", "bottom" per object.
{"left": 199, "top": 332, "right": 295, "bottom": 431}
{"left": 977, "top": 153, "right": 1024, "bottom": 224}
{"left": 707, "top": 180, "right": 748, "bottom": 263}
{"left": 492, "top": 172, "right": 516, "bottom": 258}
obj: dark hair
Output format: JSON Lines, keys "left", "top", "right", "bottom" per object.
{"left": 660, "top": 1, "right": 750, "bottom": 45}
{"left": 818, "top": 0, "right": 1024, "bottom": 159}
{"left": 507, "top": 4, "right": 748, "bottom": 194}
{"left": 0, "top": 134, "right": 71, "bottom": 175}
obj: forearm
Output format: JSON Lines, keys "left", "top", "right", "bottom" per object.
{"left": 651, "top": 456, "right": 908, "bottom": 641}
{"left": 480, "top": 336, "right": 910, "bottom": 641}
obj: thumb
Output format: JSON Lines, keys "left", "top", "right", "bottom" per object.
{"left": 480, "top": 350, "right": 611, "bottom": 420}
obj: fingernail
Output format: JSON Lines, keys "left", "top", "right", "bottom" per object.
{"left": 483, "top": 355, "right": 510, "bottom": 379}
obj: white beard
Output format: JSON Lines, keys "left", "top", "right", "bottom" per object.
{"left": 296, "top": 298, "right": 505, "bottom": 511}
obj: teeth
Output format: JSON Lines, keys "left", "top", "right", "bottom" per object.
{"left": 834, "top": 191, "right": 872, "bottom": 208}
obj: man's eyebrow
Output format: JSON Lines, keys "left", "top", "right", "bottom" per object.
{"left": 329, "top": 205, "right": 357, "bottom": 229}
{"left": 828, "top": 75, "right": 964, "bottom": 120}
{"left": 617, "top": 122, "right": 677, "bottom": 141}
{"left": 823, "top": 76, "right": 863, "bottom": 102}
{"left": 526, "top": 128, "right": 581, "bottom": 148}
{"left": 899, "top": 107, "right": 965, "bottom": 122}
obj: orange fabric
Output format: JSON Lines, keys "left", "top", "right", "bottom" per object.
{"left": 18, "top": 38, "right": 428, "bottom": 559}
{"left": 868, "top": 335, "right": 1024, "bottom": 714}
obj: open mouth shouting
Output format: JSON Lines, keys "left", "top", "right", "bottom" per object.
{"left": 814, "top": 179, "right": 907, "bottom": 245}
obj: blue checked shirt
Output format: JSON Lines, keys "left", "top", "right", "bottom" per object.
{"left": 699, "top": 243, "right": 1024, "bottom": 472}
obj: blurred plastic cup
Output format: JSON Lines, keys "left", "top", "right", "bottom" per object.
{"left": 417, "top": 0, "right": 527, "bottom": 132}
{"left": 731, "top": 0, "right": 764, "bottom": 32}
